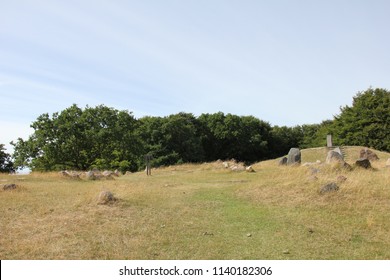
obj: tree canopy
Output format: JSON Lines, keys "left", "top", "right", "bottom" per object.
{"left": 12, "top": 105, "right": 142, "bottom": 172}
{"left": 332, "top": 88, "right": 390, "bottom": 151}
{"left": 10, "top": 88, "right": 390, "bottom": 172}
{"left": 0, "top": 144, "right": 14, "bottom": 173}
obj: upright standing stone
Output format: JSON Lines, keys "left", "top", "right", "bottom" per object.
{"left": 327, "top": 135, "right": 333, "bottom": 148}
{"left": 287, "top": 148, "right": 301, "bottom": 165}
{"left": 326, "top": 150, "right": 344, "bottom": 164}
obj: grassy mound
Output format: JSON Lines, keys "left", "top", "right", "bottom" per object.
{"left": 0, "top": 147, "right": 389, "bottom": 259}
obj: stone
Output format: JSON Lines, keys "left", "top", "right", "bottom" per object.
{"left": 86, "top": 171, "right": 97, "bottom": 180}
{"left": 386, "top": 158, "right": 390, "bottom": 168}
{"left": 3, "top": 184, "right": 17, "bottom": 190}
{"left": 342, "top": 162, "right": 353, "bottom": 171}
{"left": 222, "top": 162, "right": 229, "bottom": 168}
{"left": 102, "top": 171, "right": 116, "bottom": 179}
{"left": 287, "top": 148, "right": 301, "bottom": 165}
{"left": 102, "top": 170, "right": 113, "bottom": 177}
{"left": 333, "top": 147, "right": 343, "bottom": 157}
{"left": 309, "top": 175, "right": 318, "bottom": 181}
{"left": 59, "top": 170, "right": 80, "bottom": 179}
{"left": 320, "top": 182, "right": 339, "bottom": 194}
{"left": 360, "top": 148, "right": 379, "bottom": 161}
{"left": 230, "top": 164, "right": 245, "bottom": 172}
{"left": 97, "top": 191, "right": 116, "bottom": 205}
{"left": 278, "top": 157, "right": 288, "bottom": 166}
{"left": 355, "top": 159, "right": 372, "bottom": 169}
{"left": 337, "top": 175, "right": 347, "bottom": 183}
{"left": 309, "top": 167, "right": 320, "bottom": 175}
{"left": 246, "top": 166, "right": 255, "bottom": 172}
{"left": 326, "top": 150, "right": 344, "bottom": 164}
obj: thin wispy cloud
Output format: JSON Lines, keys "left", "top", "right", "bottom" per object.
{"left": 1, "top": 0, "right": 390, "bottom": 152}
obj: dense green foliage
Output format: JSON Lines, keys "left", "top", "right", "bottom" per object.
{"left": 10, "top": 88, "right": 390, "bottom": 172}
{"left": 12, "top": 105, "right": 142, "bottom": 172}
{"left": 332, "top": 88, "right": 390, "bottom": 151}
{"left": 0, "top": 144, "right": 14, "bottom": 173}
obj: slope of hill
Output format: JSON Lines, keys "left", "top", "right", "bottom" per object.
{"left": 1, "top": 147, "right": 389, "bottom": 259}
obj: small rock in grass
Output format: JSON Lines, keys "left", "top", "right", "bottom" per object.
{"left": 337, "top": 175, "right": 347, "bottom": 183}
{"left": 320, "top": 182, "right": 339, "bottom": 194}
{"left": 97, "top": 191, "right": 117, "bottom": 205}
{"left": 3, "top": 184, "right": 17, "bottom": 191}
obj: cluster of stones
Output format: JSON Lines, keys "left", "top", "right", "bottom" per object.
{"left": 85, "top": 170, "right": 120, "bottom": 180}
{"left": 59, "top": 169, "right": 120, "bottom": 180}
{"left": 278, "top": 146, "right": 386, "bottom": 195}
{"left": 221, "top": 159, "right": 255, "bottom": 173}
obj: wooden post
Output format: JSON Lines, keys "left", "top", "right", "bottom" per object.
{"left": 144, "top": 154, "right": 153, "bottom": 176}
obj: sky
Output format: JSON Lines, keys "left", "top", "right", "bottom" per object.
{"left": 1, "top": 0, "right": 390, "bottom": 153}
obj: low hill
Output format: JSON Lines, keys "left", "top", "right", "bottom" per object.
{"left": 1, "top": 147, "right": 389, "bottom": 259}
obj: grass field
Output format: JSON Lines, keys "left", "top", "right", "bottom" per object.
{"left": 1, "top": 146, "right": 389, "bottom": 260}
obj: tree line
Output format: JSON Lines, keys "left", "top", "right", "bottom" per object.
{"left": 3, "top": 87, "right": 389, "bottom": 173}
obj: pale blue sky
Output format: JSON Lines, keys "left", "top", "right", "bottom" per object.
{"left": 1, "top": 0, "right": 390, "bottom": 152}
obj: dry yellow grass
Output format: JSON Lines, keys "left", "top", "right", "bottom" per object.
{"left": 0, "top": 146, "right": 389, "bottom": 260}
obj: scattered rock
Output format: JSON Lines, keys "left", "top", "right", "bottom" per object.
{"left": 326, "top": 150, "right": 344, "bottom": 164}
{"left": 308, "top": 175, "right": 318, "bottom": 181}
{"left": 231, "top": 165, "right": 246, "bottom": 172}
{"left": 246, "top": 233, "right": 252, "bottom": 237}
{"left": 355, "top": 159, "right": 372, "bottom": 169}
{"left": 320, "top": 182, "right": 339, "bottom": 194}
{"left": 102, "top": 170, "right": 113, "bottom": 177}
{"left": 246, "top": 166, "right": 255, "bottom": 173}
{"left": 86, "top": 170, "right": 114, "bottom": 180}
{"left": 287, "top": 148, "right": 301, "bottom": 165}
{"left": 309, "top": 167, "right": 320, "bottom": 175}
{"left": 283, "top": 249, "right": 290, "bottom": 255}
{"left": 203, "top": 232, "right": 214, "bottom": 236}
{"left": 360, "top": 148, "right": 379, "bottom": 161}
{"left": 342, "top": 162, "right": 353, "bottom": 171}
{"left": 333, "top": 147, "right": 344, "bottom": 157}
{"left": 97, "top": 191, "right": 117, "bottom": 205}
{"left": 308, "top": 228, "right": 314, "bottom": 234}
{"left": 86, "top": 171, "right": 98, "bottom": 180}
{"left": 278, "top": 157, "right": 288, "bottom": 166}
{"left": 337, "top": 175, "right": 348, "bottom": 183}
{"left": 386, "top": 158, "right": 390, "bottom": 168}
{"left": 59, "top": 170, "right": 81, "bottom": 180}
{"left": 222, "top": 162, "right": 230, "bottom": 168}
{"left": 3, "top": 184, "right": 17, "bottom": 191}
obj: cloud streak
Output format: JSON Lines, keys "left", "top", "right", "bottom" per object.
{"left": 1, "top": 0, "right": 390, "bottom": 151}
